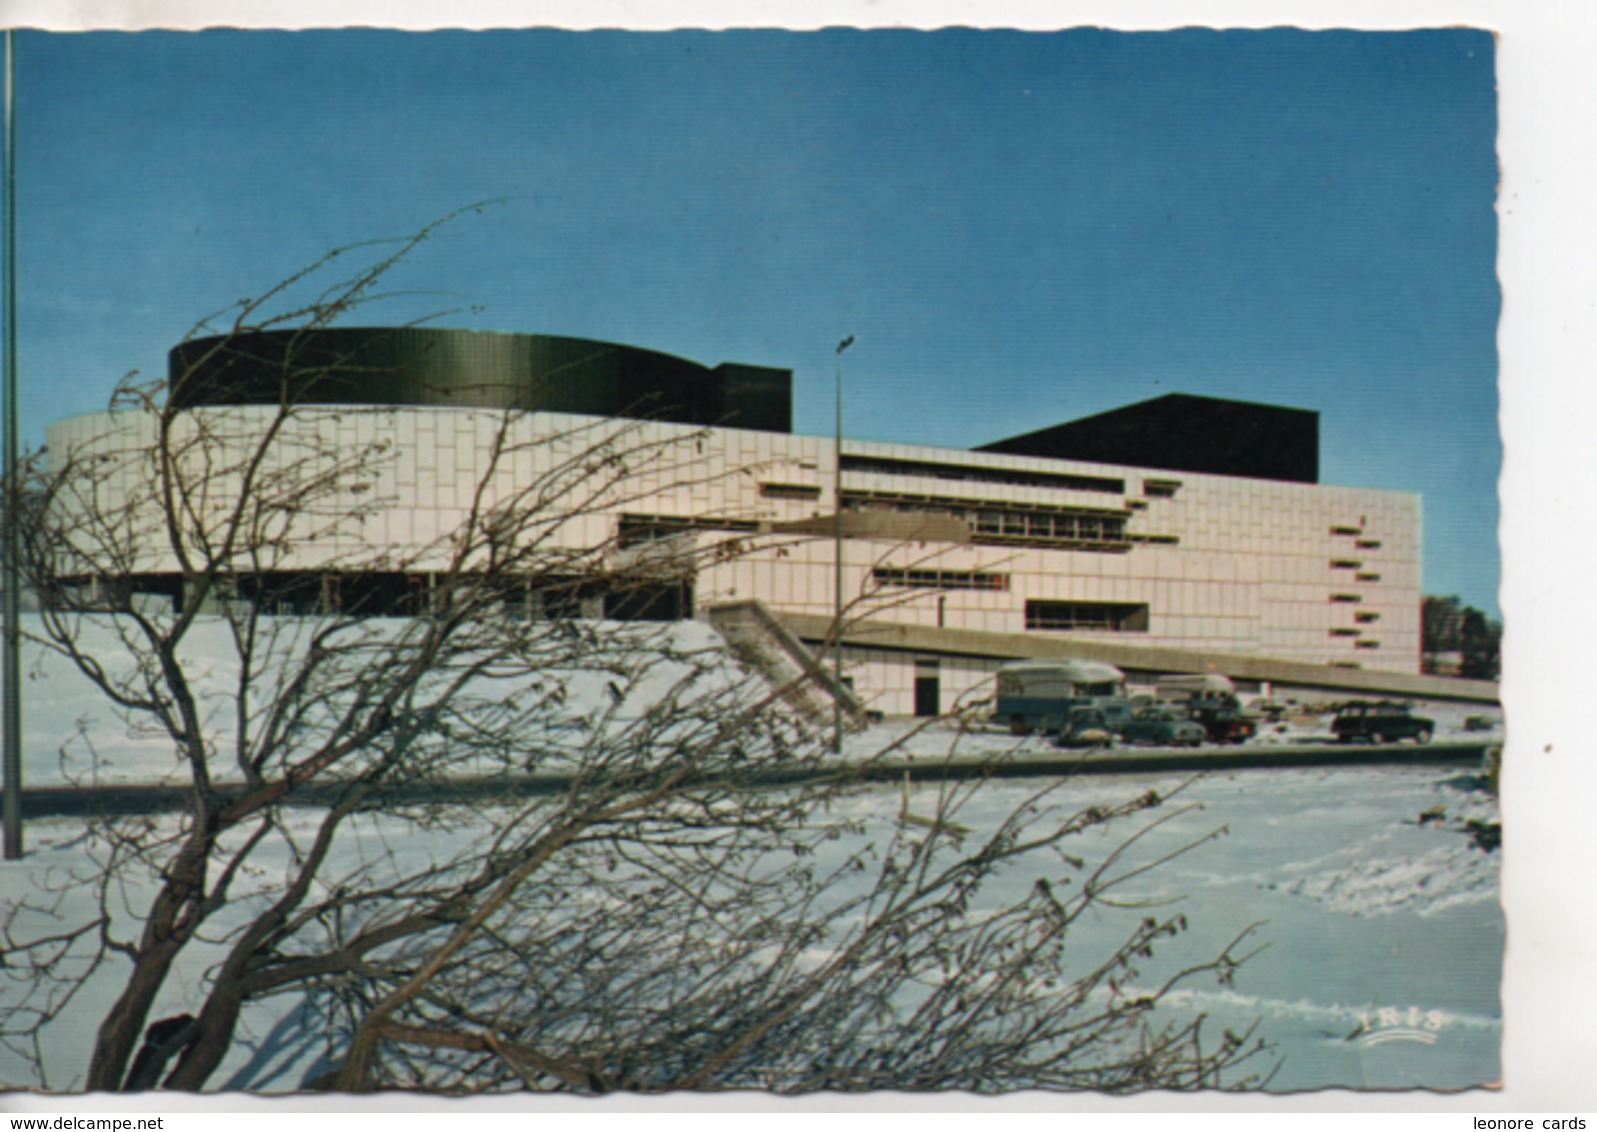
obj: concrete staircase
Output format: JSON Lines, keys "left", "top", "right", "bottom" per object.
{"left": 705, "top": 599, "right": 868, "bottom": 730}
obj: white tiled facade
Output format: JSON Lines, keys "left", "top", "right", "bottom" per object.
{"left": 47, "top": 403, "right": 1421, "bottom": 716}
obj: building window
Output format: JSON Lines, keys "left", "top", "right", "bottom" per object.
{"left": 1355, "top": 610, "right": 1381, "bottom": 623}
{"left": 1330, "top": 524, "right": 1362, "bottom": 536}
{"left": 617, "top": 514, "right": 758, "bottom": 548}
{"left": 758, "top": 481, "right": 822, "bottom": 500}
{"left": 968, "top": 506, "right": 1127, "bottom": 548}
{"left": 1329, "top": 627, "right": 1361, "bottom": 637}
{"left": 1355, "top": 572, "right": 1382, "bottom": 583}
{"left": 1330, "top": 593, "right": 1363, "bottom": 604}
{"left": 1354, "top": 639, "right": 1382, "bottom": 650}
{"left": 842, "top": 490, "right": 1132, "bottom": 553}
{"left": 873, "top": 567, "right": 1010, "bottom": 592}
{"left": 1355, "top": 538, "right": 1383, "bottom": 549}
{"left": 1330, "top": 559, "right": 1362, "bottom": 569}
{"left": 840, "top": 453, "right": 1123, "bottom": 494}
{"left": 1143, "top": 478, "right": 1182, "bottom": 498}
{"left": 1024, "top": 600, "right": 1150, "bottom": 633}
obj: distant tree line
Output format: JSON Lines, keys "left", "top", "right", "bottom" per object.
{"left": 1421, "top": 595, "right": 1501, "bottom": 680}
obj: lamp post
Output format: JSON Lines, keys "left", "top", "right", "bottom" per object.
{"left": 832, "top": 334, "right": 852, "bottom": 756}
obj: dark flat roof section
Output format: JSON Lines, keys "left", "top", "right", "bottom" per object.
{"left": 977, "top": 394, "right": 1319, "bottom": 484}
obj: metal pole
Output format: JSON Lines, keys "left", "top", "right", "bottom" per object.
{"left": 2, "top": 29, "right": 21, "bottom": 859}
{"left": 832, "top": 335, "right": 851, "bottom": 756}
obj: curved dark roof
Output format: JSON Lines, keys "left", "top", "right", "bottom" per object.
{"left": 168, "top": 327, "right": 792, "bottom": 433}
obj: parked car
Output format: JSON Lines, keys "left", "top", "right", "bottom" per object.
{"left": 1053, "top": 706, "right": 1116, "bottom": 749}
{"left": 1331, "top": 701, "right": 1435, "bottom": 745}
{"left": 1119, "top": 705, "right": 1206, "bottom": 748}
{"left": 1185, "top": 692, "right": 1257, "bottom": 745}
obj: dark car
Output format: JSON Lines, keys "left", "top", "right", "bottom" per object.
{"left": 1185, "top": 693, "right": 1257, "bottom": 745}
{"left": 1120, "top": 705, "right": 1206, "bottom": 748}
{"left": 1053, "top": 706, "right": 1116, "bottom": 749}
{"left": 1331, "top": 701, "right": 1435, "bottom": 745}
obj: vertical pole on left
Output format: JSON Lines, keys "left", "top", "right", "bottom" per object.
{"left": 3, "top": 29, "right": 22, "bottom": 860}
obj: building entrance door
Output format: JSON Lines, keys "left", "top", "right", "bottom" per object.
{"left": 914, "top": 659, "right": 941, "bottom": 718}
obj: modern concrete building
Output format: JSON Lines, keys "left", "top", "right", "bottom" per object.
{"left": 45, "top": 328, "right": 1429, "bottom": 716}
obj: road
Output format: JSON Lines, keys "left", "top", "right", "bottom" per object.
{"left": 18, "top": 740, "right": 1493, "bottom": 819}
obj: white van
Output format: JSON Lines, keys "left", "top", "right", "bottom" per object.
{"left": 1154, "top": 673, "right": 1236, "bottom": 702}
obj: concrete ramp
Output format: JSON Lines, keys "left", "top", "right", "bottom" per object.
{"left": 705, "top": 600, "right": 869, "bottom": 730}
{"left": 777, "top": 611, "right": 1499, "bottom": 706}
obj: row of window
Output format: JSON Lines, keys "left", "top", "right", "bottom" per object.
{"left": 872, "top": 567, "right": 1010, "bottom": 592}
{"left": 617, "top": 502, "right": 1170, "bottom": 559}
{"left": 841, "top": 454, "right": 1124, "bottom": 495}
{"left": 617, "top": 513, "right": 758, "bottom": 548}
{"left": 841, "top": 491, "right": 1134, "bottom": 551}
{"left": 970, "top": 509, "right": 1127, "bottom": 546}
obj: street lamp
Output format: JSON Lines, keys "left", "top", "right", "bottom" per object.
{"left": 832, "top": 335, "right": 852, "bottom": 755}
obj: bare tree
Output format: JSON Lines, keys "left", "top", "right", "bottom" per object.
{"left": 1, "top": 219, "right": 1270, "bottom": 1095}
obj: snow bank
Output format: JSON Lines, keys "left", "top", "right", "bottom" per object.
{"left": 17, "top": 614, "right": 753, "bottom": 788}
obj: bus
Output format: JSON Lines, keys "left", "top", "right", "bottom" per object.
{"left": 994, "top": 659, "right": 1131, "bottom": 735}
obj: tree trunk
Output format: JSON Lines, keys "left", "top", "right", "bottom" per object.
{"left": 85, "top": 836, "right": 213, "bottom": 1091}
{"left": 86, "top": 935, "right": 189, "bottom": 1091}
{"left": 160, "top": 983, "right": 244, "bottom": 1090}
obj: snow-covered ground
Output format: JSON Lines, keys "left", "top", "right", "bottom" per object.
{"left": 881, "top": 759, "right": 1502, "bottom": 1092}
{"left": 0, "top": 616, "right": 1503, "bottom": 1094}
{"left": 14, "top": 615, "right": 749, "bottom": 790}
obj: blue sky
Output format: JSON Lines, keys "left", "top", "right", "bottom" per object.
{"left": 12, "top": 27, "right": 1500, "bottom": 613}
